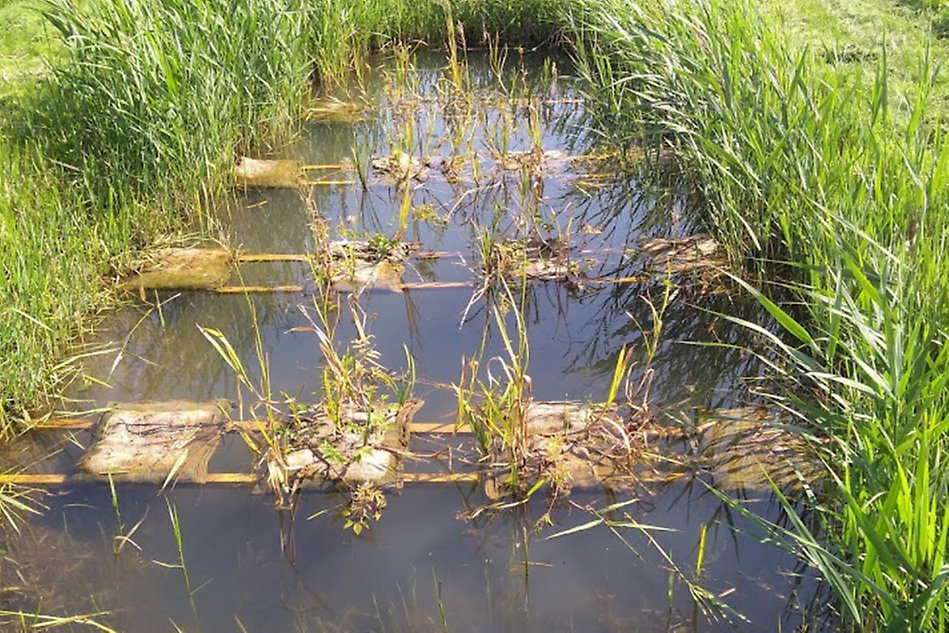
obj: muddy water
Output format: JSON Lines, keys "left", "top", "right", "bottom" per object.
{"left": 6, "top": 52, "right": 815, "bottom": 631}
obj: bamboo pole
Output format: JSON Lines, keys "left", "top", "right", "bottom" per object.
{"left": 214, "top": 284, "right": 304, "bottom": 294}
{"left": 0, "top": 472, "right": 477, "bottom": 486}
{"left": 32, "top": 418, "right": 473, "bottom": 434}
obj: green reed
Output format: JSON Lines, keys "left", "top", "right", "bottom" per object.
{"left": 568, "top": 0, "right": 948, "bottom": 627}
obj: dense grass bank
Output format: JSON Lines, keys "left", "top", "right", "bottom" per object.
{"left": 568, "top": 0, "right": 948, "bottom": 628}
{"left": 1, "top": 0, "right": 947, "bottom": 628}
{"left": 0, "top": 0, "right": 314, "bottom": 422}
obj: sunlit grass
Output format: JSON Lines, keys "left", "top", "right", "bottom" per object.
{"left": 569, "top": 0, "right": 948, "bottom": 627}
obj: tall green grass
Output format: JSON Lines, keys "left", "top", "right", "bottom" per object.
{"left": 568, "top": 0, "right": 948, "bottom": 627}
{"left": 0, "top": 0, "right": 313, "bottom": 424}
{"left": 301, "top": 0, "right": 563, "bottom": 83}
{"left": 25, "top": 0, "right": 311, "bottom": 201}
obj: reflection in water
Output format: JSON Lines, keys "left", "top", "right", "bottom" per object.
{"left": 5, "top": 50, "right": 822, "bottom": 631}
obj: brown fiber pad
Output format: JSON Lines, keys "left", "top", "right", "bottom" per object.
{"left": 77, "top": 400, "right": 229, "bottom": 483}
{"left": 120, "top": 247, "right": 232, "bottom": 291}
{"left": 234, "top": 157, "right": 303, "bottom": 188}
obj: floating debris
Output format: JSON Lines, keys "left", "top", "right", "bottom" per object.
{"left": 120, "top": 247, "right": 232, "bottom": 291}
{"left": 637, "top": 234, "right": 725, "bottom": 274}
{"left": 484, "top": 401, "right": 650, "bottom": 498}
{"left": 270, "top": 399, "right": 423, "bottom": 495}
{"left": 77, "top": 400, "right": 229, "bottom": 483}
{"left": 234, "top": 157, "right": 303, "bottom": 188}
{"left": 698, "top": 407, "right": 823, "bottom": 492}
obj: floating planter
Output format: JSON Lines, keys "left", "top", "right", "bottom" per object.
{"left": 269, "top": 399, "right": 423, "bottom": 494}
{"left": 120, "top": 247, "right": 233, "bottom": 291}
{"left": 495, "top": 149, "right": 573, "bottom": 173}
{"left": 698, "top": 407, "right": 822, "bottom": 491}
{"left": 484, "top": 401, "right": 642, "bottom": 498}
{"left": 234, "top": 156, "right": 304, "bottom": 188}
{"left": 77, "top": 400, "right": 229, "bottom": 483}
{"left": 637, "top": 234, "right": 726, "bottom": 275}
{"left": 319, "top": 239, "right": 418, "bottom": 293}
{"left": 371, "top": 150, "right": 432, "bottom": 183}
{"left": 487, "top": 236, "right": 583, "bottom": 286}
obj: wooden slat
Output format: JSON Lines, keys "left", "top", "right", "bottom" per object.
{"left": 238, "top": 253, "right": 312, "bottom": 263}
{"left": 0, "top": 474, "right": 68, "bottom": 485}
{"left": 409, "top": 422, "right": 472, "bottom": 434}
{"left": 300, "top": 164, "right": 352, "bottom": 171}
{"left": 205, "top": 473, "right": 258, "bottom": 484}
{"left": 403, "top": 472, "right": 478, "bottom": 483}
{"left": 299, "top": 180, "right": 355, "bottom": 186}
{"left": 401, "top": 281, "right": 474, "bottom": 290}
{"left": 236, "top": 250, "right": 465, "bottom": 263}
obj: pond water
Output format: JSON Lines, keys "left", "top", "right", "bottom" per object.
{"left": 4, "top": 51, "right": 818, "bottom": 631}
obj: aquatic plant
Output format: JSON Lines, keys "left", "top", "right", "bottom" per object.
{"left": 454, "top": 289, "right": 533, "bottom": 495}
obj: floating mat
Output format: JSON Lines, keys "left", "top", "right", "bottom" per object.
{"left": 77, "top": 400, "right": 229, "bottom": 483}
{"left": 698, "top": 407, "right": 822, "bottom": 492}
{"left": 120, "top": 247, "right": 232, "bottom": 291}
{"left": 638, "top": 234, "right": 725, "bottom": 274}
{"left": 320, "top": 239, "right": 417, "bottom": 293}
{"left": 492, "top": 236, "right": 582, "bottom": 284}
{"left": 234, "top": 157, "right": 303, "bottom": 188}
{"left": 371, "top": 150, "right": 432, "bottom": 183}
{"left": 276, "top": 399, "right": 423, "bottom": 490}
{"left": 484, "top": 401, "right": 639, "bottom": 498}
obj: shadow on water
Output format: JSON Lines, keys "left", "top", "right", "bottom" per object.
{"left": 4, "top": 49, "right": 828, "bottom": 631}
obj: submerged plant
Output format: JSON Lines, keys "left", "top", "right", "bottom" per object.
{"left": 341, "top": 481, "right": 388, "bottom": 535}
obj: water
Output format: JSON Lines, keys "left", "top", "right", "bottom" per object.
{"left": 4, "top": 50, "right": 815, "bottom": 631}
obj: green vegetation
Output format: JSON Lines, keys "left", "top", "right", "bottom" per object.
{"left": 570, "top": 0, "right": 948, "bottom": 627}
{"left": 0, "top": 0, "right": 311, "bottom": 424}
{"left": 0, "top": 0, "right": 947, "bottom": 629}
{"left": 0, "top": 1, "right": 57, "bottom": 93}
